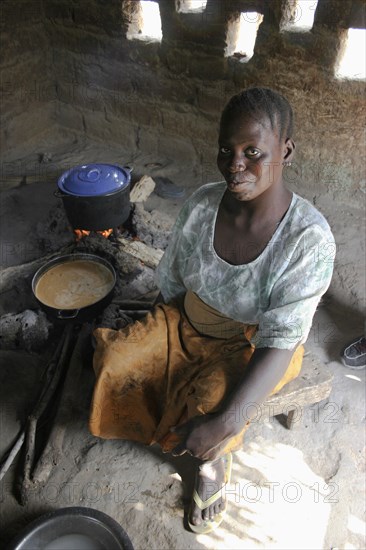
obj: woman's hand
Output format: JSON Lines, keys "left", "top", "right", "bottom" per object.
{"left": 170, "top": 411, "right": 239, "bottom": 462}
{"left": 170, "top": 349, "right": 296, "bottom": 461}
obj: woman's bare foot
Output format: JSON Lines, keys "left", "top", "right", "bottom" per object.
{"left": 189, "top": 456, "right": 228, "bottom": 527}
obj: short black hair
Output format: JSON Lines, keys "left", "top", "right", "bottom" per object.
{"left": 220, "top": 87, "right": 294, "bottom": 140}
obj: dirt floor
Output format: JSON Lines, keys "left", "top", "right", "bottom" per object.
{"left": 0, "top": 156, "right": 365, "bottom": 550}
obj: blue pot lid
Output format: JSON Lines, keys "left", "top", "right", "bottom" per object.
{"left": 57, "top": 163, "right": 131, "bottom": 196}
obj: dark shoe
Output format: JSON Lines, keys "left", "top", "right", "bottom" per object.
{"left": 153, "top": 177, "right": 186, "bottom": 199}
{"left": 341, "top": 336, "right": 366, "bottom": 369}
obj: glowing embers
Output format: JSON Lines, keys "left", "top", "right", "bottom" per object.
{"left": 176, "top": 0, "right": 207, "bottom": 13}
{"left": 284, "top": 0, "right": 318, "bottom": 31}
{"left": 226, "top": 12, "right": 263, "bottom": 63}
{"left": 336, "top": 28, "right": 366, "bottom": 80}
{"left": 126, "top": 1, "right": 162, "bottom": 42}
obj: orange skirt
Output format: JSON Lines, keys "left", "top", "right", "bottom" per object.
{"left": 89, "top": 302, "right": 304, "bottom": 454}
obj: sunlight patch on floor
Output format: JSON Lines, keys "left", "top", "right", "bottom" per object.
{"left": 347, "top": 514, "right": 366, "bottom": 537}
{"left": 196, "top": 441, "right": 332, "bottom": 549}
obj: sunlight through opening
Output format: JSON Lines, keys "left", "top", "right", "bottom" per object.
{"left": 336, "top": 28, "right": 366, "bottom": 80}
{"left": 176, "top": 0, "right": 207, "bottom": 13}
{"left": 285, "top": 0, "right": 318, "bottom": 31}
{"left": 140, "top": 1, "right": 162, "bottom": 41}
{"left": 127, "top": 1, "right": 162, "bottom": 42}
{"left": 228, "top": 12, "right": 263, "bottom": 62}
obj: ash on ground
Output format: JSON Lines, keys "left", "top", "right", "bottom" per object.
{"left": 131, "top": 203, "right": 174, "bottom": 249}
{"left": 36, "top": 202, "right": 73, "bottom": 255}
{"left": 0, "top": 309, "right": 52, "bottom": 351}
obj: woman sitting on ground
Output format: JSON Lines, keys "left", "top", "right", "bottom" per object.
{"left": 89, "top": 87, "right": 335, "bottom": 534}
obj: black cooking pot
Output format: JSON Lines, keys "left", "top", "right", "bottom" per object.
{"left": 32, "top": 253, "right": 116, "bottom": 322}
{"left": 55, "top": 163, "right": 132, "bottom": 231}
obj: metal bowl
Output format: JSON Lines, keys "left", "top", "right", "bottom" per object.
{"left": 6, "top": 507, "right": 134, "bottom": 550}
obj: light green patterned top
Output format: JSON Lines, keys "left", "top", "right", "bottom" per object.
{"left": 155, "top": 182, "right": 335, "bottom": 350}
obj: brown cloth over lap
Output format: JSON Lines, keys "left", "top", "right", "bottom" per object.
{"left": 89, "top": 303, "right": 304, "bottom": 454}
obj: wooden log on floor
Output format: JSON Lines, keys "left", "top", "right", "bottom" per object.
{"left": 262, "top": 352, "right": 333, "bottom": 428}
{"left": 116, "top": 236, "right": 163, "bottom": 269}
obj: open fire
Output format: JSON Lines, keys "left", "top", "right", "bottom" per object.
{"left": 73, "top": 228, "right": 114, "bottom": 241}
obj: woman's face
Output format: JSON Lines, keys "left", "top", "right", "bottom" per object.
{"left": 217, "top": 113, "right": 294, "bottom": 202}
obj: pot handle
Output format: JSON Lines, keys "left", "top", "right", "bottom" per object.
{"left": 124, "top": 165, "right": 133, "bottom": 173}
{"left": 54, "top": 190, "right": 64, "bottom": 198}
{"left": 57, "top": 309, "right": 79, "bottom": 319}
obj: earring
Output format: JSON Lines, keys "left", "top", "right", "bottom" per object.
{"left": 282, "top": 161, "right": 292, "bottom": 167}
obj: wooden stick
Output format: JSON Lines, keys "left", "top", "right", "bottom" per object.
{"left": 0, "top": 329, "right": 71, "bottom": 485}
{"left": 30, "top": 326, "right": 73, "bottom": 421}
{"left": 30, "top": 324, "right": 91, "bottom": 486}
{"left": 0, "top": 431, "right": 25, "bottom": 483}
{"left": 19, "top": 325, "right": 74, "bottom": 505}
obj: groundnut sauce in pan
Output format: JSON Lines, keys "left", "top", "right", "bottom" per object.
{"left": 35, "top": 260, "right": 115, "bottom": 309}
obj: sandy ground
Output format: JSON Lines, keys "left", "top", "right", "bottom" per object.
{"left": 0, "top": 165, "right": 365, "bottom": 550}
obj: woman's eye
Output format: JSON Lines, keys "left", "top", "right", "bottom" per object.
{"left": 219, "top": 147, "right": 231, "bottom": 155}
{"left": 245, "top": 148, "right": 261, "bottom": 158}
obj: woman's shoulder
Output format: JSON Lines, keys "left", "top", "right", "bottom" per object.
{"left": 177, "top": 181, "right": 226, "bottom": 222}
{"left": 186, "top": 181, "right": 226, "bottom": 204}
{"left": 289, "top": 193, "right": 335, "bottom": 241}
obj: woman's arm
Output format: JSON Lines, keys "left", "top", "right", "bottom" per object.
{"left": 221, "top": 347, "right": 294, "bottom": 425}
{"left": 171, "top": 347, "right": 294, "bottom": 461}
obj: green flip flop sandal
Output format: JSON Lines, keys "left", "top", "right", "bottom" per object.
{"left": 188, "top": 452, "right": 233, "bottom": 534}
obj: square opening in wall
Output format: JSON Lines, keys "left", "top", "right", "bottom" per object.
{"left": 126, "top": 0, "right": 162, "bottom": 42}
{"left": 226, "top": 12, "right": 263, "bottom": 62}
{"left": 176, "top": 0, "right": 207, "bottom": 13}
{"left": 336, "top": 28, "right": 366, "bottom": 80}
{"left": 283, "top": 0, "right": 318, "bottom": 32}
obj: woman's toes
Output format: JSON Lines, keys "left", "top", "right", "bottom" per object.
{"left": 190, "top": 457, "right": 228, "bottom": 527}
{"left": 191, "top": 511, "right": 202, "bottom": 526}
